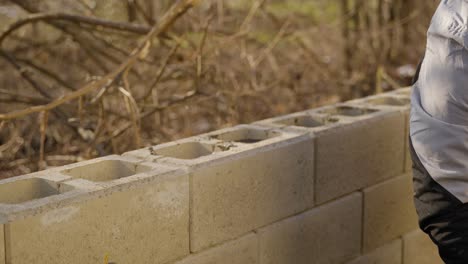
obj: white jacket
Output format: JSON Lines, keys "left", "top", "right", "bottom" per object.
{"left": 411, "top": 0, "right": 468, "bottom": 203}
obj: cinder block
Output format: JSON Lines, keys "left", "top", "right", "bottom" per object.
{"left": 356, "top": 93, "right": 412, "bottom": 173}
{"left": 187, "top": 126, "right": 314, "bottom": 252}
{"left": 347, "top": 240, "right": 402, "bottom": 264}
{"left": 0, "top": 157, "right": 190, "bottom": 264}
{"left": 0, "top": 172, "right": 80, "bottom": 213}
{"left": 0, "top": 177, "right": 70, "bottom": 205}
{"left": 254, "top": 103, "right": 406, "bottom": 205}
{"left": 365, "top": 96, "right": 410, "bottom": 107}
{"left": 124, "top": 125, "right": 300, "bottom": 167}
{"left": 403, "top": 230, "right": 443, "bottom": 264}
{"left": 123, "top": 137, "right": 239, "bottom": 167}
{"left": 125, "top": 125, "right": 316, "bottom": 252}
{"left": 387, "top": 88, "right": 412, "bottom": 173}
{"left": 258, "top": 193, "right": 362, "bottom": 264}
{"left": 253, "top": 111, "right": 341, "bottom": 132}
{"left": 0, "top": 225, "right": 4, "bottom": 264}
{"left": 347, "top": 93, "right": 410, "bottom": 109}
{"left": 173, "top": 233, "right": 258, "bottom": 264}
{"left": 404, "top": 111, "right": 412, "bottom": 172}
{"left": 58, "top": 155, "right": 158, "bottom": 182}
{"left": 315, "top": 108, "right": 406, "bottom": 203}
{"left": 346, "top": 90, "right": 412, "bottom": 174}
{"left": 363, "top": 174, "right": 419, "bottom": 252}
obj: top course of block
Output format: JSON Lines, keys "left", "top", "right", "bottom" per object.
{"left": 60, "top": 157, "right": 151, "bottom": 182}
{"left": 347, "top": 87, "right": 411, "bottom": 110}
{"left": 254, "top": 87, "right": 411, "bottom": 133}
{"left": 123, "top": 124, "right": 314, "bottom": 168}
{"left": 0, "top": 155, "right": 184, "bottom": 222}
{"left": 254, "top": 104, "right": 381, "bottom": 132}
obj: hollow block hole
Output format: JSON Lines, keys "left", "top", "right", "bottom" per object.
{"left": 0, "top": 178, "right": 68, "bottom": 204}
{"left": 365, "top": 96, "right": 410, "bottom": 106}
{"left": 152, "top": 142, "right": 219, "bottom": 160}
{"left": 62, "top": 160, "right": 151, "bottom": 182}
{"left": 275, "top": 115, "right": 338, "bottom": 127}
{"left": 211, "top": 127, "right": 280, "bottom": 144}
{"left": 319, "top": 106, "right": 378, "bottom": 117}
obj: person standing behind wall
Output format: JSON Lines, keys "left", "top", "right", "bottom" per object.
{"left": 410, "top": 0, "right": 468, "bottom": 263}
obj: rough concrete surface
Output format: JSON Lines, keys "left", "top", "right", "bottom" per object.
{"left": 253, "top": 110, "right": 343, "bottom": 133}
{"left": 403, "top": 230, "right": 443, "bottom": 264}
{"left": 363, "top": 174, "right": 419, "bottom": 252}
{"left": 173, "top": 233, "right": 258, "bottom": 264}
{"left": 257, "top": 193, "right": 362, "bottom": 264}
{"left": 189, "top": 133, "right": 314, "bottom": 252}
{"left": 347, "top": 240, "right": 401, "bottom": 264}
{"left": 345, "top": 90, "right": 412, "bottom": 174}
{"left": 4, "top": 172, "right": 189, "bottom": 264}
{"left": 404, "top": 112, "right": 412, "bottom": 172}
{"left": 0, "top": 225, "right": 4, "bottom": 264}
{"left": 315, "top": 110, "right": 406, "bottom": 204}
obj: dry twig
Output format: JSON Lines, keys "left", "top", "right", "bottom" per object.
{"left": 0, "top": 0, "right": 200, "bottom": 121}
{"left": 0, "top": 12, "right": 152, "bottom": 47}
{"left": 39, "top": 110, "right": 49, "bottom": 169}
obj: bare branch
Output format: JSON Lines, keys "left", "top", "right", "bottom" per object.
{"left": 119, "top": 68, "right": 142, "bottom": 147}
{"left": 0, "top": 12, "right": 152, "bottom": 46}
{"left": 239, "top": 0, "right": 266, "bottom": 32}
{"left": 14, "top": 57, "right": 77, "bottom": 91}
{"left": 0, "top": 50, "right": 53, "bottom": 98}
{"left": 0, "top": 89, "right": 49, "bottom": 105}
{"left": 38, "top": 110, "right": 48, "bottom": 169}
{"left": 254, "top": 19, "right": 291, "bottom": 67}
{"left": 141, "top": 41, "right": 181, "bottom": 100}
{"left": 0, "top": 0, "right": 200, "bottom": 121}
{"left": 195, "top": 16, "right": 213, "bottom": 90}
{"left": 108, "top": 90, "right": 206, "bottom": 140}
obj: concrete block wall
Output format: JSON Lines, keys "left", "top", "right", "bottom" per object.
{"left": 0, "top": 87, "right": 443, "bottom": 263}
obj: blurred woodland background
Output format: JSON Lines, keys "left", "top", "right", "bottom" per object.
{"left": 0, "top": 0, "right": 438, "bottom": 177}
